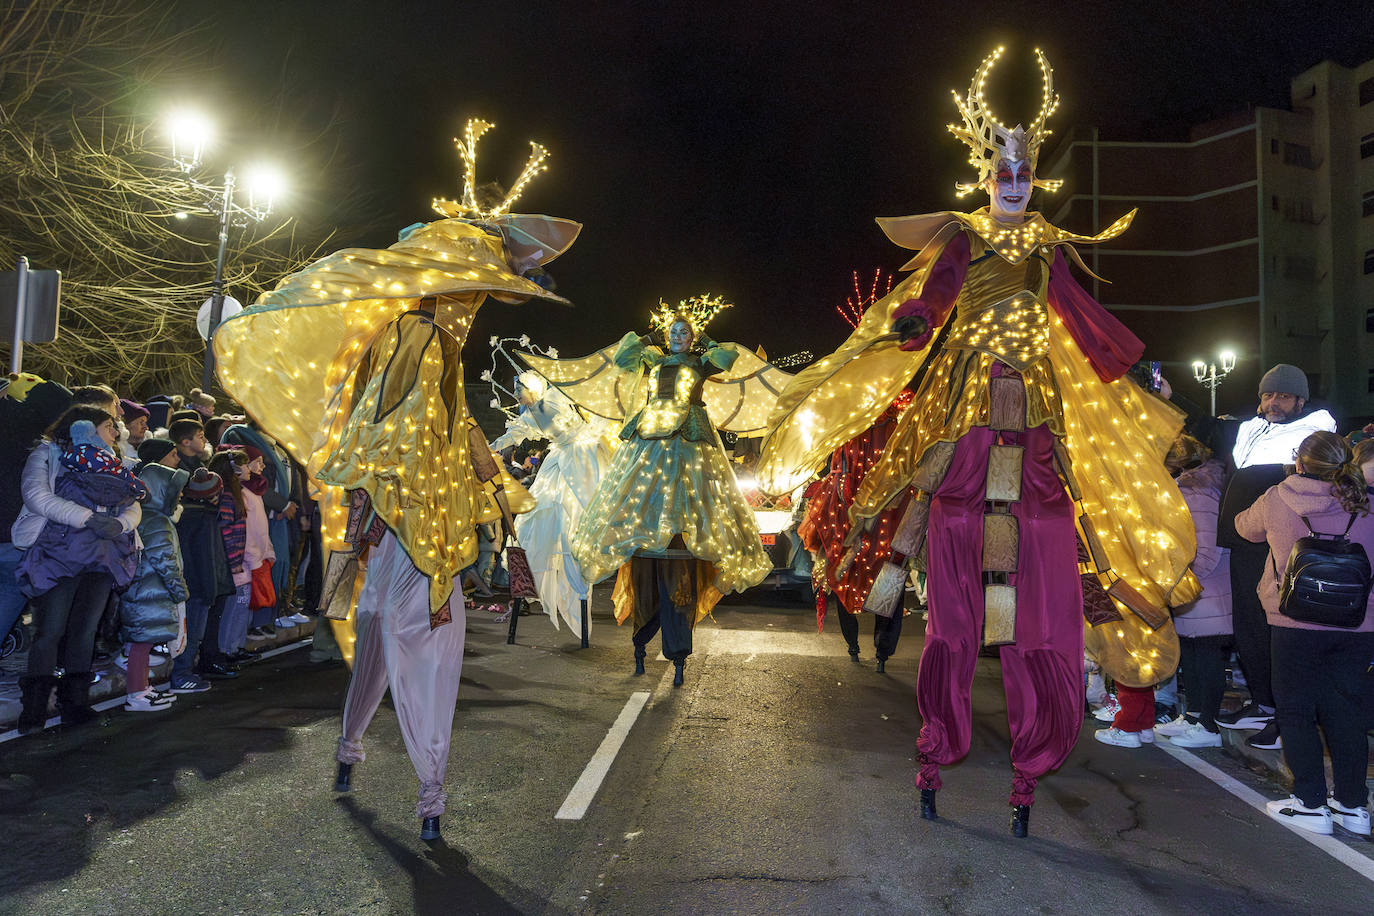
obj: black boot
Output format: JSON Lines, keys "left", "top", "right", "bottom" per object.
{"left": 420, "top": 816, "right": 441, "bottom": 841}
{"left": 847, "top": 643, "right": 860, "bottom": 663}
{"left": 633, "top": 647, "right": 646, "bottom": 676}
{"left": 334, "top": 762, "right": 353, "bottom": 792}
{"left": 875, "top": 657, "right": 887, "bottom": 674}
{"left": 56, "top": 672, "right": 97, "bottom": 725}
{"left": 17, "top": 675, "right": 56, "bottom": 735}
{"left": 1010, "top": 805, "right": 1030, "bottom": 838}
{"left": 672, "top": 659, "right": 684, "bottom": 687}
{"left": 920, "top": 788, "right": 938, "bottom": 821}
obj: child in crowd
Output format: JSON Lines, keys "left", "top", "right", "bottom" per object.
{"left": 205, "top": 448, "right": 253, "bottom": 669}
{"left": 239, "top": 447, "right": 277, "bottom": 637}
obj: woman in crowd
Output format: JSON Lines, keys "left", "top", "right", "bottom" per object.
{"left": 1236, "top": 431, "right": 1374, "bottom": 836}
{"left": 14, "top": 406, "right": 143, "bottom": 733}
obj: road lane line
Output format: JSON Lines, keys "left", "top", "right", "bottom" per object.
{"left": 555, "top": 691, "right": 651, "bottom": 821}
{"left": 1158, "top": 741, "right": 1374, "bottom": 883}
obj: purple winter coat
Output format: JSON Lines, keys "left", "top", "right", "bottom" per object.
{"left": 17, "top": 472, "right": 140, "bottom": 597}
{"left": 1170, "top": 460, "right": 1233, "bottom": 638}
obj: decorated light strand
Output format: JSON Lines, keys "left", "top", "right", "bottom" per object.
{"left": 432, "top": 118, "right": 550, "bottom": 220}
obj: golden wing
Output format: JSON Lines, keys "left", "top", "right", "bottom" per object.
{"left": 702, "top": 347, "right": 795, "bottom": 435}
{"left": 517, "top": 344, "right": 644, "bottom": 422}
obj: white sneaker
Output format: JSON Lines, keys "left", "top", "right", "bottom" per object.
{"left": 1085, "top": 672, "right": 1107, "bottom": 706}
{"left": 1138, "top": 728, "right": 1155, "bottom": 744}
{"left": 1327, "top": 798, "right": 1372, "bottom": 837}
{"left": 1094, "top": 726, "right": 1144, "bottom": 748}
{"left": 287, "top": 613, "right": 311, "bottom": 625}
{"left": 114, "top": 649, "right": 129, "bottom": 671}
{"left": 1167, "top": 722, "right": 1222, "bottom": 748}
{"left": 1092, "top": 697, "right": 1120, "bottom": 722}
{"left": 1154, "top": 714, "right": 1193, "bottom": 737}
{"left": 1266, "top": 796, "right": 1333, "bottom": 835}
{"left": 274, "top": 616, "right": 299, "bottom": 629}
{"left": 123, "top": 689, "right": 174, "bottom": 712}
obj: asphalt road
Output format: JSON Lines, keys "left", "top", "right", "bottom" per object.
{"left": 1, "top": 590, "right": 1371, "bottom": 915}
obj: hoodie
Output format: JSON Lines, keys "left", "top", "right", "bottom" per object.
{"left": 1234, "top": 474, "right": 1374, "bottom": 632}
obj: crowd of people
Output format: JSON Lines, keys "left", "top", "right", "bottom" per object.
{"left": 0, "top": 378, "right": 321, "bottom": 729}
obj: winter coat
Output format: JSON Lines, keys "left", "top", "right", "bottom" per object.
{"left": 242, "top": 486, "right": 274, "bottom": 571}
{"left": 1171, "top": 460, "right": 1233, "bottom": 638}
{"left": 11, "top": 441, "right": 140, "bottom": 549}
{"left": 120, "top": 464, "right": 190, "bottom": 644}
{"left": 1234, "top": 474, "right": 1374, "bottom": 632}
{"left": 0, "top": 381, "right": 72, "bottom": 543}
{"left": 216, "top": 488, "right": 249, "bottom": 587}
{"left": 175, "top": 497, "right": 234, "bottom": 605}
{"left": 16, "top": 471, "right": 141, "bottom": 597}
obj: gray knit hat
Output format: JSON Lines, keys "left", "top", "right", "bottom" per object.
{"left": 1258, "top": 363, "right": 1308, "bottom": 400}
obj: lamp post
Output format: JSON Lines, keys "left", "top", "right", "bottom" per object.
{"left": 166, "top": 111, "right": 284, "bottom": 389}
{"left": 1191, "top": 350, "right": 1237, "bottom": 415}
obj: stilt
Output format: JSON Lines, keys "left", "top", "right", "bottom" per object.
{"left": 580, "top": 598, "right": 590, "bottom": 649}
{"left": 506, "top": 596, "right": 521, "bottom": 644}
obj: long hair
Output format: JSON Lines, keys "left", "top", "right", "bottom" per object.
{"left": 209, "top": 449, "right": 248, "bottom": 518}
{"left": 1295, "top": 431, "right": 1369, "bottom": 516}
{"left": 1165, "top": 434, "right": 1212, "bottom": 476}
{"left": 43, "top": 405, "right": 114, "bottom": 449}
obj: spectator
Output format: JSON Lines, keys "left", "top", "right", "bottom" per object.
{"left": 13, "top": 407, "right": 142, "bottom": 733}
{"left": 168, "top": 417, "right": 208, "bottom": 473}
{"left": 1354, "top": 437, "right": 1374, "bottom": 489}
{"left": 187, "top": 387, "right": 216, "bottom": 419}
{"left": 171, "top": 464, "right": 232, "bottom": 691}
{"left": 220, "top": 423, "right": 300, "bottom": 625}
{"left": 1157, "top": 435, "right": 1233, "bottom": 748}
{"left": 201, "top": 449, "right": 253, "bottom": 674}
{"left": 119, "top": 459, "right": 191, "bottom": 712}
{"left": 120, "top": 399, "right": 150, "bottom": 452}
{"left": 1216, "top": 364, "right": 1336, "bottom": 750}
{"left": 237, "top": 447, "right": 278, "bottom": 637}
{"left": 1236, "top": 431, "right": 1374, "bottom": 837}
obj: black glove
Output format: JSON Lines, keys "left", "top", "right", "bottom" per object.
{"left": 86, "top": 515, "right": 125, "bottom": 539}
{"left": 892, "top": 314, "right": 930, "bottom": 342}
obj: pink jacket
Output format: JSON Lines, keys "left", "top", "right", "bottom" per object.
{"left": 242, "top": 487, "right": 275, "bottom": 572}
{"left": 1171, "top": 460, "right": 1232, "bottom": 638}
{"left": 1234, "top": 474, "right": 1374, "bottom": 632}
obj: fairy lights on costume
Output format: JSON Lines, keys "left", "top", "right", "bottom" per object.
{"left": 948, "top": 46, "right": 1063, "bottom": 197}
{"left": 648, "top": 294, "right": 732, "bottom": 339}
{"left": 432, "top": 118, "right": 550, "bottom": 220}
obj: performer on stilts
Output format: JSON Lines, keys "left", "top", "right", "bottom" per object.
{"left": 212, "top": 120, "right": 579, "bottom": 840}
{"left": 757, "top": 48, "right": 1198, "bottom": 837}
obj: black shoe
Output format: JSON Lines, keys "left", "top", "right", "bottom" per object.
{"left": 228, "top": 650, "right": 259, "bottom": 665}
{"left": 848, "top": 645, "right": 860, "bottom": 663}
{"left": 199, "top": 662, "right": 240, "bottom": 680}
{"left": 17, "top": 675, "right": 56, "bottom": 735}
{"left": 1216, "top": 702, "right": 1273, "bottom": 731}
{"left": 1010, "top": 805, "right": 1030, "bottom": 838}
{"left": 875, "top": 658, "right": 887, "bottom": 674}
{"left": 672, "top": 659, "right": 684, "bottom": 687}
{"left": 920, "top": 788, "right": 938, "bottom": 820}
{"left": 1246, "top": 721, "right": 1282, "bottom": 750}
{"left": 633, "top": 656, "right": 645, "bottom": 676}
{"left": 1154, "top": 702, "right": 1179, "bottom": 726}
{"left": 56, "top": 672, "right": 97, "bottom": 725}
{"left": 420, "top": 816, "right": 441, "bottom": 840}
{"left": 334, "top": 762, "right": 352, "bottom": 792}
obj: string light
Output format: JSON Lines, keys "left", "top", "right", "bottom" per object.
{"left": 431, "top": 118, "right": 551, "bottom": 220}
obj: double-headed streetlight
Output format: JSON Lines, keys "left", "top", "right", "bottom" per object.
{"left": 165, "top": 110, "right": 286, "bottom": 388}
{"left": 1192, "top": 349, "right": 1237, "bottom": 415}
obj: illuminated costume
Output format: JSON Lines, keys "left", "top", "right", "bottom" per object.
{"left": 491, "top": 373, "right": 612, "bottom": 634}
{"left": 800, "top": 395, "right": 913, "bottom": 670}
{"left": 213, "top": 120, "right": 577, "bottom": 838}
{"left": 758, "top": 49, "right": 1199, "bottom": 836}
{"left": 524, "top": 296, "right": 784, "bottom": 684}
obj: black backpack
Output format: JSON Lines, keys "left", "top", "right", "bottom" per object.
{"left": 1271, "top": 514, "right": 1373, "bottom": 628}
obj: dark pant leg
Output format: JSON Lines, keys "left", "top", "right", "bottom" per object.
{"left": 1316, "top": 631, "right": 1374, "bottom": 810}
{"left": 1271, "top": 626, "right": 1328, "bottom": 807}
{"left": 656, "top": 574, "right": 693, "bottom": 661}
{"left": 174, "top": 598, "right": 212, "bottom": 679}
{"left": 25, "top": 576, "right": 82, "bottom": 677}
{"left": 631, "top": 616, "right": 661, "bottom": 655}
{"left": 202, "top": 593, "right": 228, "bottom": 662}
{"left": 303, "top": 527, "right": 323, "bottom": 612}
{"left": 1190, "top": 634, "right": 1231, "bottom": 731}
{"left": 874, "top": 608, "right": 903, "bottom": 661}
{"left": 58, "top": 574, "right": 113, "bottom": 673}
{"left": 836, "top": 603, "right": 859, "bottom": 652}
{"left": 1229, "top": 543, "right": 1273, "bottom": 707}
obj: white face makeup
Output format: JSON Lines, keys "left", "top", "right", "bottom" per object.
{"left": 986, "top": 158, "right": 1033, "bottom": 222}
{"left": 668, "top": 320, "right": 694, "bottom": 353}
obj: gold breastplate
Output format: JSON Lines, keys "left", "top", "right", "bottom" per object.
{"left": 943, "top": 248, "right": 1051, "bottom": 372}
{"left": 636, "top": 360, "right": 705, "bottom": 438}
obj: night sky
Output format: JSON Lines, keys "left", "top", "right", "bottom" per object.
{"left": 166, "top": 0, "right": 1373, "bottom": 378}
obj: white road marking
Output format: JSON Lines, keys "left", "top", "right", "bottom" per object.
{"left": 555, "top": 691, "right": 651, "bottom": 821}
{"left": 1157, "top": 741, "right": 1374, "bottom": 883}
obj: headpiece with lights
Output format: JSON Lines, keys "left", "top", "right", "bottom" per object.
{"left": 648, "top": 294, "right": 732, "bottom": 343}
{"left": 948, "top": 46, "right": 1063, "bottom": 198}
{"left": 431, "top": 118, "right": 549, "bottom": 220}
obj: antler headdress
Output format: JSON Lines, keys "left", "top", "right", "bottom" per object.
{"left": 948, "top": 47, "right": 1063, "bottom": 197}
{"left": 649, "top": 294, "right": 732, "bottom": 338}
{"left": 432, "top": 118, "right": 550, "bottom": 219}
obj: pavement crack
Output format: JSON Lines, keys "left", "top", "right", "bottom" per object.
{"left": 678, "top": 873, "right": 856, "bottom": 885}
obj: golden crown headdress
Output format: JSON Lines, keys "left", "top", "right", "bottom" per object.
{"left": 948, "top": 47, "right": 1063, "bottom": 197}
{"left": 648, "top": 294, "right": 732, "bottom": 338}
{"left": 432, "top": 118, "right": 549, "bottom": 220}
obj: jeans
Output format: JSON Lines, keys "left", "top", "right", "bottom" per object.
{"left": 1271, "top": 626, "right": 1374, "bottom": 809}
{"left": 26, "top": 572, "right": 114, "bottom": 676}
{"left": 0, "top": 543, "right": 27, "bottom": 650}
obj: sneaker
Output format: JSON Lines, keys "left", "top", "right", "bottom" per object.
{"left": 1327, "top": 798, "right": 1372, "bottom": 837}
{"left": 274, "top": 616, "right": 298, "bottom": 629}
{"left": 147, "top": 687, "right": 177, "bottom": 704}
{"left": 286, "top": 612, "right": 311, "bottom": 625}
{"left": 1094, "top": 726, "right": 1145, "bottom": 748}
{"left": 114, "top": 649, "right": 130, "bottom": 671}
{"left": 1167, "top": 722, "right": 1222, "bottom": 748}
{"left": 1246, "top": 721, "right": 1282, "bottom": 750}
{"left": 1092, "top": 697, "right": 1120, "bottom": 722}
{"left": 260, "top": 624, "right": 277, "bottom": 637}
{"left": 123, "top": 689, "right": 174, "bottom": 712}
{"left": 89, "top": 671, "right": 101, "bottom": 685}
{"left": 1215, "top": 702, "right": 1273, "bottom": 731}
{"left": 1266, "top": 796, "right": 1333, "bottom": 835}
{"left": 151, "top": 644, "right": 170, "bottom": 656}
{"left": 169, "top": 674, "right": 211, "bottom": 694}
{"left": 1154, "top": 714, "right": 1194, "bottom": 737}
{"left": 1154, "top": 703, "right": 1179, "bottom": 725}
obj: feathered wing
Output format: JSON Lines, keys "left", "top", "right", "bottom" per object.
{"left": 518, "top": 345, "right": 645, "bottom": 422}
{"left": 701, "top": 347, "right": 795, "bottom": 435}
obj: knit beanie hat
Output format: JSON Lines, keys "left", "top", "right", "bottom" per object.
{"left": 182, "top": 467, "right": 224, "bottom": 502}
{"left": 144, "top": 400, "right": 172, "bottom": 431}
{"left": 188, "top": 387, "right": 216, "bottom": 418}
{"left": 136, "top": 437, "right": 177, "bottom": 464}
{"left": 1257, "top": 364, "right": 1308, "bottom": 400}
{"left": 119, "top": 398, "right": 150, "bottom": 422}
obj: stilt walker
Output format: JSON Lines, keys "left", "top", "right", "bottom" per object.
{"left": 758, "top": 48, "right": 1199, "bottom": 837}
{"left": 212, "top": 120, "right": 580, "bottom": 839}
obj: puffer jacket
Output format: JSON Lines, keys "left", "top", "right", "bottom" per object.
{"left": 1235, "top": 474, "right": 1374, "bottom": 632}
{"left": 120, "top": 464, "right": 190, "bottom": 644}
{"left": 17, "top": 470, "right": 141, "bottom": 597}
{"left": 1171, "top": 460, "right": 1233, "bottom": 637}
{"left": 11, "top": 441, "right": 140, "bottom": 548}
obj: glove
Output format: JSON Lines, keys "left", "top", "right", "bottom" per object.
{"left": 892, "top": 314, "right": 930, "bottom": 341}
{"left": 86, "top": 515, "right": 125, "bottom": 539}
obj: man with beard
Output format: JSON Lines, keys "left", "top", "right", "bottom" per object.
{"left": 1217, "top": 364, "right": 1336, "bottom": 750}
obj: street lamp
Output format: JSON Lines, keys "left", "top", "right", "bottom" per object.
{"left": 1191, "top": 349, "right": 1237, "bottom": 415}
{"left": 165, "top": 110, "right": 285, "bottom": 388}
